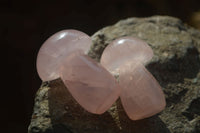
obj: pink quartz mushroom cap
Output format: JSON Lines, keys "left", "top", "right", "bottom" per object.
{"left": 100, "top": 37, "right": 166, "bottom": 120}
{"left": 100, "top": 37, "right": 154, "bottom": 74}
{"left": 60, "top": 52, "right": 121, "bottom": 114}
{"left": 36, "top": 29, "right": 92, "bottom": 81}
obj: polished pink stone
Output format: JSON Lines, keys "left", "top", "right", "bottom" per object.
{"left": 60, "top": 52, "right": 121, "bottom": 114}
{"left": 119, "top": 62, "right": 166, "bottom": 120}
{"left": 36, "top": 30, "right": 92, "bottom": 81}
{"left": 100, "top": 37, "right": 166, "bottom": 120}
{"left": 100, "top": 37, "right": 153, "bottom": 74}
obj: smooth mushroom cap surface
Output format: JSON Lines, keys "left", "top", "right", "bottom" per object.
{"left": 100, "top": 37, "right": 153, "bottom": 74}
{"left": 36, "top": 30, "right": 92, "bottom": 81}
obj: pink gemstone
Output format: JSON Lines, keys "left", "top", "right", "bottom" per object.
{"left": 60, "top": 52, "right": 121, "bottom": 114}
{"left": 100, "top": 37, "right": 166, "bottom": 120}
{"left": 100, "top": 37, "right": 153, "bottom": 74}
{"left": 36, "top": 30, "right": 92, "bottom": 81}
{"left": 119, "top": 62, "right": 166, "bottom": 120}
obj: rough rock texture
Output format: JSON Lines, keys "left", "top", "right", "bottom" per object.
{"left": 28, "top": 16, "right": 200, "bottom": 133}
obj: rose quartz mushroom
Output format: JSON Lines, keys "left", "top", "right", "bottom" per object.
{"left": 100, "top": 37, "right": 166, "bottom": 120}
{"left": 36, "top": 30, "right": 121, "bottom": 114}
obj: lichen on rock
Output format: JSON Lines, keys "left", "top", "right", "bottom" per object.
{"left": 28, "top": 16, "right": 200, "bottom": 133}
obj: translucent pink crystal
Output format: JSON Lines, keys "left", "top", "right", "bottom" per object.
{"left": 60, "top": 52, "right": 121, "bottom": 114}
{"left": 100, "top": 37, "right": 153, "bottom": 74}
{"left": 119, "top": 62, "right": 166, "bottom": 120}
{"left": 36, "top": 30, "right": 92, "bottom": 81}
{"left": 100, "top": 37, "right": 166, "bottom": 120}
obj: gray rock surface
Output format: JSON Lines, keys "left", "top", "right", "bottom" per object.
{"left": 28, "top": 16, "right": 200, "bottom": 133}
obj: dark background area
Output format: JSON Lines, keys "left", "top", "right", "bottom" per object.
{"left": 1, "top": 0, "right": 200, "bottom": 132}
